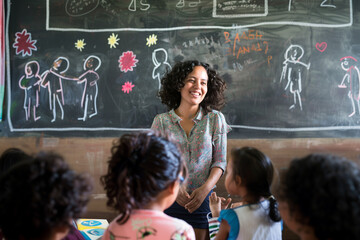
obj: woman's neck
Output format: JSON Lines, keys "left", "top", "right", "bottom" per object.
{"left": 175, "top": 104, "right": 200, "bottom": 120}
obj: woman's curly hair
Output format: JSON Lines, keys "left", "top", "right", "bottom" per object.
{"left": 100, "top": 131, "right": 187, "bottom": 224}
{"left": 277, "top": 154, "right": 360, "bottom": 240}
{"left": 0, "top": 152, "right": 93, "bottom": 240}
{"left": 158, "top": 60, "right": 226, "bottom": 114}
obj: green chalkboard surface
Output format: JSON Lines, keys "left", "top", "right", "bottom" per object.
{"left": 5, "top": 0, "right": 360, "bottom": 137}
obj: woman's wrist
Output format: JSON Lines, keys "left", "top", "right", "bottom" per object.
{"left": 201, "top": 182, "right": 214, "bottom": 194}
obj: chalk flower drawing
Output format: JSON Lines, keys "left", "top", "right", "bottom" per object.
{"left": 13, "top": 29, "right": 37, "bottom": 57}
{"left": 108, "top": 33, "right": 119, "bottom": 48}
{"left": 122, "top": 81, "right": 135, "bottom": 94}
{"left": 75, "top": 39, "right": 86, "bottom": 51}
{"left": 146, "top": 34, "right": 158, "bottom": 47}
{"left": 118, "top": 51, "right": 139, "bottom": 72}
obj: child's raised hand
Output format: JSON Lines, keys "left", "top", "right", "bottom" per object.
{"left": 209, "top": 192, "right": 231, "bottom": 218}
{"left": 221, "top": 196, "right": 232, "bottom": 210}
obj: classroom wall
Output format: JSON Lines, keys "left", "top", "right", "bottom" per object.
{"left": 1, "top": 137, "right": 360, "bottom": 240}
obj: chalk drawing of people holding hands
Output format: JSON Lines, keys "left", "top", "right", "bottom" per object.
{"left": 41, "top": 57, "right": 74, "bottom": 122}
{"left": 77, "top": 55, "right": 101, "bottom": 121}
{"left": 18, "top": 61, "right": 42, "bottom": 121}
{"left": 280, "top": 44, "right": 311, "bottom": 111}
{"left": 338, "top": 56, "right": 360, "bottom": 117}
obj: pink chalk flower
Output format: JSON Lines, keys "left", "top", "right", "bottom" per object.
{"left": 119, "top": 51, "right": 139, "bottom": 72}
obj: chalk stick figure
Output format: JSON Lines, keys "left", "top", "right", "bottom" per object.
{"left": 41, "top": 57, "right": 75, "bottom": 122}
{"left": 152, "top": 48, "right": 171, "bottom": 90}
{"left": 77, "top": 55, "right": 101, "bottom": 121}
{"left": 338, "top": 56, "right": 360, "bottom": 117}
{"left": 280, "top": 44, "right": 311, "bottom": 111}
{"left": 18, "top": 61, "right": 42, "bottom": 121}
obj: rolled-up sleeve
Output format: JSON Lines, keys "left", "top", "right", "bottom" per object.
{"left": 211, "top": 112, "right": 231, "bottom": 171}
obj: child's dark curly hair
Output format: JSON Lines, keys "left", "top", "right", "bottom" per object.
{"left": 277, "top": 154, "right": 360, "bottom": 239}
{"left": 0, "top": 148, "right": 32, "bottom": 175}
{"left": 0, "top": 152, "right": 93, "bottom": 240}
{"left": 158, "top": 60, "right": 226, "bottom": 114}
{"left": 231, "top": 147, "right": 281, "bottom": 222}
{"left": 101, "top": 131, "right": 187, "bottom": 224}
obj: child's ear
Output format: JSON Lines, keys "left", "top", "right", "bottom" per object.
{"left": 167, "top": 181, "right": 178, "bottom": 194}
{"left": 53, "top": 225, "right": 70, "bottom": 240}
{"left": 235, "top": 176, "right": 242, "bottom": 186}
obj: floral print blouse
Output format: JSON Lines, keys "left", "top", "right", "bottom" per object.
{"left": 151, "top": 108, "right": 231, "bottom": 192}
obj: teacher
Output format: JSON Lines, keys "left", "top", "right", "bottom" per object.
{"left": 151, "top": 60, "right": 231, "bottom": 240}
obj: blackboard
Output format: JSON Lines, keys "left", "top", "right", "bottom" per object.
{"left": 4, "top": 0, "right": 360, "bottom": 138}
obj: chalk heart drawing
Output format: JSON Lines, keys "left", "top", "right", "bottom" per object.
{"left": 316, "top": 42, "right": 327, "bottom": 52}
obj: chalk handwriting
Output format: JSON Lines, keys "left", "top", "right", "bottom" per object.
{"left": 182, "top": 36, "right": 219, "bottom": 48}
{"left": 320, "top": 0, "right": 336, "bottom": 8}
{"left": 47, "top": 0, "right": 352, "bottom": 31}
{"left": 224, "top": 30, "right": 269, "bottom": 59}
{"left": 128, "top": 0, "right": 150, "bottom": 11}
{"left": 176, "top": 0, "right": 202, "bottom": 8}
{"left": 65, "top": 0, "right": 99, "bottom": 17}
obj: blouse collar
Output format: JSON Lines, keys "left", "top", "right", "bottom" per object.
{"left": 170, "top": 107, "right": 204, "bottom": 123}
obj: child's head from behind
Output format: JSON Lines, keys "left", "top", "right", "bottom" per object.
{"left": 0, "top": 152, "right": 93, "bottom": 240}
{"left": 227, "top": 147, "right": 281, "bottom": 222}
{"left": 101, "top": 131, "right": 186, "bottom": 223}
{"left": 228, "top": 147, "right": 274, "bottom": 201}
{"left": 0, "top": 147, "right": 32, "bottom": 175}
{"left": 277, "top": 154, "right": 360, "bottom": 240}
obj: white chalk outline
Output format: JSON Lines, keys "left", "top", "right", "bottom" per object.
{"left": 46, "top": 0, "right": 352, "bottom": 32}
{"left": 213, "top": 0, "right": 268, "bottom": 18}
{"left": 65, "top": 0, "right": 100, "bottom": 17}
{"left": 6, "top": 0, "right": 358, "bottom": 132}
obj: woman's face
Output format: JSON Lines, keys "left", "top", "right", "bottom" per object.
{"left": 179, "top": 66, "right": 208, "bottom": 108}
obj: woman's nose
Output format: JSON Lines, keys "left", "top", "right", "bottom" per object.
{"left": 194, "top": 80, "right": 201, "bottom": 88}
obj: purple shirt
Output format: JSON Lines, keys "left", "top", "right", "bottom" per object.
{"left": 151, "top": 109, "right": 231, "bottom": 192}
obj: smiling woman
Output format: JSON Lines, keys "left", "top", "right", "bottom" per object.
{"left": 151, "top": 60, "right": 231, "bottom": 240}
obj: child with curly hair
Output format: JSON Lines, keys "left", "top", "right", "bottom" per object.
{"left": 209, "top": 147, "right": 282, "bottom": 240}
{"left": 0, "top": 147, "right": 32, "bottom": 175}
{"left": 152, "top": 60, "right": 231, "bottom": 240}
{"left": 101, "top": 131, "right": 195, "bottom": 240}
{"left": 277, "top": 153, "right": 360, "bottom": 240}
{"left": 0, "top": 152, "right": 92, "bottom": 240}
